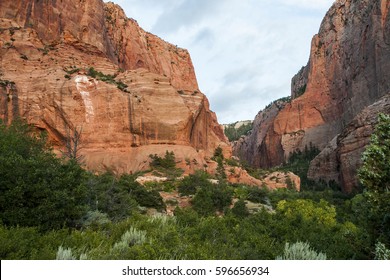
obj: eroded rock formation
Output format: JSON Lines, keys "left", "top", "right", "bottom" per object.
{"left": 234, "top": 0, "right": 390, "bottom": 192}
{"left": 0, "top": 0, "right": 229, "bottom": 173}
{"left": 308, "top": 94, "right": 390, "bottom": 193}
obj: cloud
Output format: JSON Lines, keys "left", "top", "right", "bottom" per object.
{"left": 106, "top": 0, "right": 335, "bottom": 123}
{"left": 280, "top": 0, "right": 335, "bottom": 10}
{"left": 151, "top": 0, "right": 222, "bottom": 35}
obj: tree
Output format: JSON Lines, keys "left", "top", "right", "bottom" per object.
{"left": 0, "top": 119, "right": 88, "bottom": 230}
{"left": 178, "top": 170, "right": 211, "bottom": 196}
{"left": 62, "top": 124, "right": 84, "bottom": 163}
{"left": 232, "top": 199, "right": 249, "bottom": 218}
{"left": 358, "top": 113, "right": 390, "bottom": 192}
{"left": 358, "top": 113, "right": 390, "bottom": 246}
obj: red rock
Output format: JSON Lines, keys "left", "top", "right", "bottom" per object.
{"left": 0, "top": 0, "right": 230, "bottom": 174}
{"left": 235, "top": 0, "right": 390, "bottom": 192}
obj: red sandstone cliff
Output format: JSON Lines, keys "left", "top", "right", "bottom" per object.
{"left": 234, "top": 0, "right": 390, "bottom": 192}
{"left": 0, "top": 0, "right": 229, "bottom": 173}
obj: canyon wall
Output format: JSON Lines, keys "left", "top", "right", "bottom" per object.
{"left": 234, "top": 0, "right": 390, "bottom": 192}
{"left": 0, "top": 0, "right": 229, "bottom": 174}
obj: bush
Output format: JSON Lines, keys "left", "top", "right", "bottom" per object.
{"left": 232, "top": 200, "right": 250, "bottom": 218}
{"left": 276, "top": 241, "right": 327, "bottom": 260}
{"left": 81, "top": 211, "right": 111, "bottom": 230}
{"left": 247, "top": 187, "right": 269, "bottom": 204}
{"left": 178, "top": 170, "right": 211, "bottom": 196}
{"left": 224, "top": 122, "right": 253, "bottom": 142}
{"left": 0, "top": 119, "right": 88, "bottom": 230}
{"left": 375, "top": 242, "right": 390, "bottom": 260}
{"left": 56, "top": 246, "right": 76, "bottom": 260}
{"left": 149, "top": 151, "right": 176, "bottom": 169}
{"left": 192, "top": 184, "right": 233, "bottom": 216}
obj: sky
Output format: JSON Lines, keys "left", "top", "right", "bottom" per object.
{"left": 105, "top": 0, "right": 335, "bottom": 124}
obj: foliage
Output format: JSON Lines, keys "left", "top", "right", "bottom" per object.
{"left": 0, "top": 119, "right": 88, "bottom": 230}
{"left": 278, "top": 143, "right": 321, "bottom": 190}
{"left": 56, "top": 246, "right": 76, "bottom": 260}
{"left": 374, "top": 242, "right": 390, "bottom": 260}
{"left": 276, "top": 241, "right": 326, "bottom": 260}
{"left": 358, "top": 113, "right": 390, "bottom": 192}
{"left": 0, "top": 117, "right": 385, "bottom": 260}
{"left": 111, "top": 227, "right": 147, "bottom": 253}
{"left": 294, "top": 84, "right": 307, "bottom": 98}
{"left": 276, "top": 199, "right": 337, "bottom": 227}
{"left": 213, "top": 146, "right": 224, "bottom": 159}
{"left": 87, "top": 67, "right": 129, "bottom": 92}
{"left": 81, "top": 210, "right": 111, "bottom": 230}
{"left": 224, "top": 122, "right": 253, "bottom": 142}
{"left": 149, "top": 151, "right": 176, "bottom": 170}
{"left": 88, "top": 173, "right": 165, "bottom": 217}
{"left": 264, "top": 96, "right": 291, "bottom": 110}
{"left": 62, "top": 125, "right": 84, "bottom": 163}
{"left": 247, "top": 187, "right": 269, "bottom": 204}
{"left": 232, "top": 200, "right": 250, "bottom": 218}
{"left": 358, "top": 113, "right": 390, "bottom": 247}
{"left": 64, "top": 66, "right": 80, "bottom": 75}
{"left": 192, "top": 184, "right": 233, "bottom": 216}
{"left": 178, "top": 170, "right": 211, "bottom": 196}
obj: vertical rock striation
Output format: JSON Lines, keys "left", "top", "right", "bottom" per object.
{"left": 234, "top": 0, "right": 390, "bottom": 192}
{"left": 0, "top": 0, "right": 229, "bottom": 174}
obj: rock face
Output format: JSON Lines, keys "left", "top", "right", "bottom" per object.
{"left": 0, "top": 0, "right": 229, "bottom": 173}
{"left": 235, "top": 0, "right": 390, "bottom": 192}
{"left": 233, "top": 99, "right": 289, "bottom": 168}
{"left": 308, "top": 94, "right": 390, "bottom": 193}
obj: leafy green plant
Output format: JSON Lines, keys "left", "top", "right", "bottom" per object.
{"left": 232, "top": 199, "right": 250, "bottom": 218}
{"left": 0, "top": 119, "right": 88, "bottom": 230}
{"left": 56, "top": 246, "right": 76, "bottom": 260}
{"left": 87, "top": 67, "right": 129, "bottom": 92}
{"left": 112, "top": 227, "right": 147, "bottom": 251}
{"left": 358, "top": 113, "right": 390, "bottom": 247}
{"left": 224, "top": 122, "right": 253, "bottom": 142}
{"left": 178, "top": 170, "right": 211, "bottom": 196}
{"left": 358, "top": 113, "right": 390, "bottom": 192}
{"left": 150, "top": 151, "right": 176, "bottom": 169}
{"left": 276, "top": 241, "right": 327, "bottom": 260}
{"left": 375, "top": 242, "right": 390, "bottom": 260}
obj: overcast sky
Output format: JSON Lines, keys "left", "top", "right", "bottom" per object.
{"left": 106, "top": 0, "right": 335, "bottom": 124}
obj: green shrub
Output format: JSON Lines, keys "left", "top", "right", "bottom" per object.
{"left": 247, "top": 187, "right": 269, "bottom": 204}
{"left": 224, "top": 122, "right": 253, "bottom": 142}
{"left": 56, "top": 246, "right": 76, "bottom": 260}
{"left": 232, "top": 200, "right": 249, "bottom": 218}
{"left": 0, "top": 119, "right": 88, "bottom": 230}
{"left": 375, "top": 242, "right": 390, "bottom": 260}
{"left": 192, "top": 184, "right": 233, "bottom": 216}
{"left": 81, "top": 210, "right": 111, "bottom": 230}
{"left": 86, "top": 67, "right": 129, "bottom": 92}
{"left": 276, "top": 241, "right": 327, "bottom": 260}
{"left": 178, "top": 170, "right": 211, "bottom": 196}
{"left": 149, "top": 151, "right": 176, "bottom": 169}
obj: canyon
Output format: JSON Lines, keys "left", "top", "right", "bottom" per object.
{"left": 234, "top": 0, "right": 390, "bottom": 193}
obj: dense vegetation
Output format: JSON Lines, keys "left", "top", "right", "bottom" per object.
{"left": 0, "top": 115, "right": 389, "bottom": 260}
{"left": 224, "top": 122, "right": 253, "bottom": 142}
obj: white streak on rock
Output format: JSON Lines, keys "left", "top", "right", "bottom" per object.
{"left": 75, "top": 75, "right": 95, "bottom": 123}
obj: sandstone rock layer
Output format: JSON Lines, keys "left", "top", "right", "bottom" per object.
{"left": 235, "top": 0, "right": 390, "bottom": 192}
{"left": 0, "top": 0, "right": 229, "bottom": 173}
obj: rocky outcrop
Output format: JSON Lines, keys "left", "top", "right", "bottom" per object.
{"left": 0, "top": 0, "right": 229, "bottom": 174}
{"left": 233, "top": 99, "right": 289, "bottom": 168}
{"left": 0, "top": 0, "right": 198, "bottom": 91}
{"left": 235, "top": 0, "right": 390, "bottom": 192}
{"left": 308, "top": 94, "right": 390, "bottom": 193}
